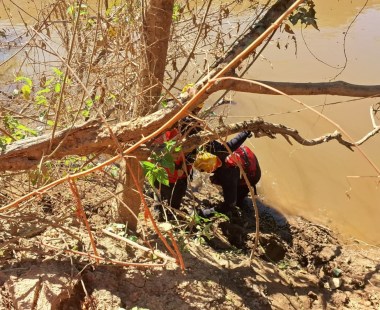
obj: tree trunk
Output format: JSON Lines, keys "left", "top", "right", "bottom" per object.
{"left": 135, "top": 0, "right": 175, "bottom": 116}
{"left": 116, "top": 0, "right": 174, "bottom": 229}
{"left": 115, "top": 158, "right": 143, "bottom": 231}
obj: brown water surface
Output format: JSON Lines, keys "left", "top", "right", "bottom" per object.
{"left": 230, "top": 0, "right": 380, "bottom": 244}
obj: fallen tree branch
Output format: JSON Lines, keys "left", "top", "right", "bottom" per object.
{"left": 3, "top": 112, "right": 376, "bottom": 173}
{"left": 0, "top": 107, "right": 178, "bottom": 171}
{"left": 209, "top": 79, "right": 380, "bottom": 98}
{"left": 3, "top": 77, "right": 378, "bottom": 171}
{"left": 211, "top": 0, "right": 298, "bottom": 70}
{"left": 182, "top": 118, "right": 356, "bottom": 151}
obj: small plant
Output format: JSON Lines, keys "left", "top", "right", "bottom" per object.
{"left": 172, "top": 3, "right": 182, "bottom": 22}
{"left": 190, "top": 211, "right": 229, "bottom": 245}
{"left": 0, "top": 114, "right": 37, "bottom": 150}
{"left": 140, "top": 139, "right": 182, "bottom": 187}
{"left": 14, "top": 76, "right": 32, "bottom": 100}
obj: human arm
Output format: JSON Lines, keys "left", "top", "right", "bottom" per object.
{"left": 227, "top": 131, "right": 252, "bottom": 152}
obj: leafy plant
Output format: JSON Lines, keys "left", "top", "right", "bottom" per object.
{"left": 2, "top": 114, "right": 37, "bottom": 139}
{"left": 172, "top": 3, "right": 182, "bottom": 22}
{"left": 140, "top": 161, "right": 169, "bottom": 186}
{"left": 190, "top": 211, "right": 229, "bottom": 244}
{"left": 14, "top": 76, "right": 32, "bottom": 100}
{"left": 82, "top": 96, "right": 99, "bottom": 118}
{"left": 140, "top": 139, "right": 182, "bottom": 187}
{"left": 0, "top": 114, "right": 37, "bottom": 150}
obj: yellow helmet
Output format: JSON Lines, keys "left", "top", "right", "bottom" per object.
{"left": 194, "top": 152, "right": 222, "bottom": 173}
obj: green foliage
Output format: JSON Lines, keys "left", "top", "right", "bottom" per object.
{"left": 29, "top": 163, "right": 52, "bottom": 186}
{"left": 15, "top": 76, "right": 33, "bottom": 100}
{"left": 0, "top": 115, "right": 37, "bottom": 148}
{"left": 190, "top": 211, "right": 229, "bottom": 244}
{"left": 82, "top": 96, "right": 98, "bottom": 118}
{"left": 172, "top": 3, "right": 182, "bottom": 22}
{"left": 35, "top": 88, "right": 51, "bottom": 106}
{"left": 141, "top": 138, "right": 182, "bottom": 187}
{"left": 161, "top": 99, "right": 168, "bottom": 108}
{"left": 0, "top": 114, "right": 37, "bottom": 151}
{"left": 67, "top": 3, "right": 88, "bottom": 18}
{"left": 14, "top": 68, "right": 73, "bottom": 128}
{"left": 61, "top": 155, "right": 94, "bottom": 174}
{"left": 140, "top": 161, "right": 169, "bottom": 186}
{"left": 289, "top": 0, "right": 319, "bottom": 30}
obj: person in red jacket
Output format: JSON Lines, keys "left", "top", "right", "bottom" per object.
{"left": 197, "top": 131, "right": 261, "bottom": 214}
{"left": 152, "top": 118, "right": 199, "bottom": 220}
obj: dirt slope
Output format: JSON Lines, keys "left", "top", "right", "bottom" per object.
{"left": 0, "top": 179, "right": 379, "bottom": 309}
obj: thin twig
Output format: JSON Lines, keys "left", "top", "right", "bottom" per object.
{"left": 68, "top": 177, "right": 100, "bottom": 263}
{"left": 40, "top": 242, "right": 168, "bottom": 268}
{"left": 102, "top": 228, "right": 176, "bottom": 263}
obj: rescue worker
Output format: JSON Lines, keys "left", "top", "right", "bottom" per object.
{"left": 151, "top": 112, "right": 202, "bottom": 220}
{"left": 194, "top": 130, "right": 261, "bottom": 214}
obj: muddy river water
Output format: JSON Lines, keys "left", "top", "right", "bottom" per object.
{"left": 231, "top": 0, "right": 380, "bottom": 245}
{"left": 1, "top": 0, "right": 379, "bottom": 244}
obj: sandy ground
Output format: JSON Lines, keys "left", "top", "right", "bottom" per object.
{"left": 0, "top": 178, "right": 379, "bottom": 309}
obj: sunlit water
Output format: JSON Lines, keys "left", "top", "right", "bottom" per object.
{"left": 229, "top": 0, "right": 380, "bottom": 244}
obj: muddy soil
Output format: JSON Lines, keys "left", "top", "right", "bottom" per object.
{"left": 0, "top": 177, "right": 379, "bottom": 310}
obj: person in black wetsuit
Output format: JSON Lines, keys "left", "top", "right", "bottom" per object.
{"left": 206, "top": 131, "right": 261, "bottom": 213}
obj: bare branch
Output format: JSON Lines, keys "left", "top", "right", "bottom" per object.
{"left": 209, "top": 79, "right": 380, "bottom": 98}
{"left": 182, "top": 119, "right": 356, "bottom": 151}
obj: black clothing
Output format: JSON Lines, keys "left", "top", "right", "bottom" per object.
{"left": 207, "top": 131, "right": 261, "bottom": 211}
{"left": 206, "top": 131, "right": 252, "bottom": 163}
{"left": 159, "top": 178, "right": 188, "bottom": 210}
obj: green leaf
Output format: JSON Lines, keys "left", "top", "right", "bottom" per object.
{"left": 161, "top": 99, "right": 168, "bottom": 108}
{"left": 109, "top": 166, "right": 119, "bottom": 178}
{"left": 107, "top": 93, "right": 116, "bottom": 100}
{"left": 15, "top": 76, "right": 32, "bottom": 87}
{"left": 164, "top": 139, "right": 176, "bottom": 152}
{"left": 35, "top": 95, "right": 48, "bottom": 106}
{"left": 47, "top": 120, "right": 55, "bottom": 126}
{"left": 85, "top": 99, "right": 94, "bottom": 108}
{"left": 156, "top": 167, "right": 169, "bottom": 186}
{"left": 128, "top": 235, "right": 138, "bottom": 242}
{"left": 79, "top": 4, "right": 88, "bottom": 15}
{"left": 16, "top": 124, "right": 37, "bottom": 136}
{"left": 174, "top": 145, "right": 182, "bottom": 152}
{"left": 54, "top": 83, "right": 61, "bottom": 93}
{"left": 145, "top": 170, "right": 156, "bottom": 186}
{"left": 181, "top": 83, "right": 194, "bottom": 94}
{"left": 159, "top": 153, "right": 175, "bottom": 173}
{"left": 66, "top": 5, "right": 74, "bottom": 16}
{"left": 52, "top": 67, "right": 63, "bottom": 77}
{"left": 82, "top": 110, "right": 90, "bottom": 118}
{"left": 140, "top": 161, "right": 155, "bottom": 173}
{"left": 172, "top": 3, "right": 181, "bottom": 22}
{"left": 21, "top": 84, "right": 31, "bottom": 100}
{"left": 36, "top": 88, "right": 51, "bottom": 95}
{"left": 44, "top": 78, "right": 54, "bottom": 87}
